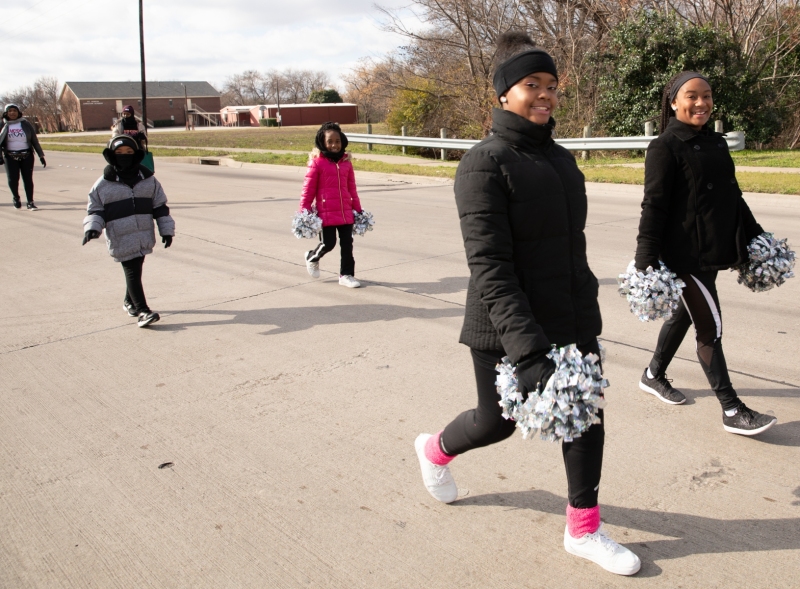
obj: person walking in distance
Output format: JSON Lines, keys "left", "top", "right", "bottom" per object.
{"left": 82, "top": 135, "right": 174, "bottom": 328}
{"left": 299, "top": 122, "right": 363, "bottom": 288}
{"left": 112, "top": 105, "right": 147, "bottom": 149}
{"left": 413, "top": 32, "right": 641, "bottom": 576}
{"left": 0, "top": 104, "right": 46, "bottom": 210}
{"left": 634, "top": 71, "right": 777, "bottom": 436}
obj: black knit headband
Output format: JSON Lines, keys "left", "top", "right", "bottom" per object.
{"left": 668, "top": 71, "right": 710, "bottom": 103}
{"left": 493, "top": 50, "right": 558, "bottom": 97}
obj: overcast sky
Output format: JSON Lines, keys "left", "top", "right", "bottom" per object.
{"left": 1, "top": 0, "right": 418, "bottom": 96}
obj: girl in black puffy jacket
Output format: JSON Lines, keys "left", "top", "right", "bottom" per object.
{"left": 634, "top": 72, "right": 777, "bottom": 436}
{"left": 412, "top": 32, "right": 640, "bottom": 576}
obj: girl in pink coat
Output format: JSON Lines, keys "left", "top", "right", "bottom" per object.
{"left": 299, "top": 122, "right": 363, "bottom": 288}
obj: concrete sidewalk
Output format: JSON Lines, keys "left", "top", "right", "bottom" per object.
{"left": 1, "top": 152, "right": 799, "bottom": 588}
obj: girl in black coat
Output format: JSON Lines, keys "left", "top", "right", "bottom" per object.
{"left": 413, "top": 32, "right": 640, "bottom": 576}
{"left": 635, "top": 71, "right": 777, "bottom": 436}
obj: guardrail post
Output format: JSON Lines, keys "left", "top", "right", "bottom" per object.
{"left": 367, "top": 123, "right": 373, "bottom": 151}
{"left": 440, "top": 128, "right": 447, "bottom": 161}
{"left": 401, "top": 126, "right": 407, "bottom": 155}
{"left": 715, "top": 120, "right": 723, "bottom": 133}
{"left": 582, "top": 125, "right": 591, "bottom": 161}
{"left": 644, "top": 121, "right": 654, "bottom": 137}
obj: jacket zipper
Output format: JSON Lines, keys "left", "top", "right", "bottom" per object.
{"left": 554, "top": 154, "right": 579, "bottom": 336}
{"left": 336, "top": 163, "right": 345, "bottom": 222}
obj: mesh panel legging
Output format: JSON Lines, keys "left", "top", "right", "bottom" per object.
{"left": 648, "top": 270, "right": 740, "bottom": 410}
{"left": 440, "top": 341, "right": 605, "bottom": 509}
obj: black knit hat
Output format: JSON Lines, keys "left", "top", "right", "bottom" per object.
{"left": 103, "top": 134, "right": 144, "bottom": 167}
{"left": 493, "top": 50, "right": 558, "bottom": 97}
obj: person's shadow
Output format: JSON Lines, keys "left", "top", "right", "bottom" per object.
{"left": 455, "top": 488, "right": 800, "bottom": 576}
{"left": 150, "top": 303, "right": 464, "bottom": 335}
{"left": 372, "top": 276, "right": 468, "bottom": 295}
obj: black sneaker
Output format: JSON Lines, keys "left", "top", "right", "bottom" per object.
{"left": 137, "top": 311, "right": 160, "bottom": 328}
{"left": 26, "top": 202, "right": 38, "bottom": 211}
{"left": 723, "top": 403, "right": 777, "bottom": 436}
{"left": 123, "top": 301, "right": 137, "bottom": 317}
{"left": 13, "top": 199, "right": 21, "bottom": 209}
{"left": 639, "top": 369, "right": 686, "bottom": 405}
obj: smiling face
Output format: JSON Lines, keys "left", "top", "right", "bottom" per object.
{"left": 501, "top": 73, "right": 558, "bottom": 125}
{"left": 324, "top": 130, "right": 342, "bottom": 152}
{"left": 6, "top": 107, "right": 20, "bottom": 120}
{"left": 672, "top": 78, "right": 713, "bottom": 130}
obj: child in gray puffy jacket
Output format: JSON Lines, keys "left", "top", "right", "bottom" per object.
{"left": 82, "top": 135, "right": 175, "bottom": 327}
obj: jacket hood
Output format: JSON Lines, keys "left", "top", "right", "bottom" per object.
{"left": 3, "top": 103, "right": 22, "bottom": 118}
{"left": 491, "top": 108, "right": 555, "bottom": 151}
{"left": 103, "top": 164, "right": 154, "bottom": 181}
{"left": 308, "top": 147, "right": 350, "bottom": 165}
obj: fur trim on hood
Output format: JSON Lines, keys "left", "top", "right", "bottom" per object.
{"left": 308, "top": 147, "right": 351, "bottom": 165}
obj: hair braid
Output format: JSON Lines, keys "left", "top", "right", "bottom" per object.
{"left": 659, "top": 73, "right": 685, "bottom": 133}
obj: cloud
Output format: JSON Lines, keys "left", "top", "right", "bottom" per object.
{"left": 0, "top": 0, "right": 417, "bottom": 94}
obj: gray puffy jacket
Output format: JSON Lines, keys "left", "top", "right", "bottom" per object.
{"left": 83, "top": 165, "right": 175, "bottom": 262}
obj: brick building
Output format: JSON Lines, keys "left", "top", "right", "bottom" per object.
{"left": 220, "top": 103, "right": 359, "bottom": 127}
{"left": 59, "top": 81, "right": 221, "bottom": 131}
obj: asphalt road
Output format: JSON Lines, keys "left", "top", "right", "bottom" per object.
{"left": 1, "top": 152, "right": 799, "bottom": 588}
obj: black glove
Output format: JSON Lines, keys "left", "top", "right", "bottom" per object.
{"left": 40, "top": 157, "right": 46, "bottom": 168}
{"left": 516, "top": 350, "right": 556, "bottom": 394}
{"left": 162, "top": 235, "right": 173, "bottom": 248}
{"left": 82, "top": 230, "right": 100, "bottom": 245}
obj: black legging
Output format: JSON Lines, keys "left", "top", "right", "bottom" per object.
{"left": 440, "top": 341, "right": 605, "bottom": 509}
{"left": 307, "top": 224, "right": 355, "bottom": 276}
{"left": 121, "top": 255, "right": 149, "bottom": 314}
{"left": 648, "top": 270, "right": 739, "bottom": 410}
{"left": 4, "top": 151, "right": 35, "bottom": 203}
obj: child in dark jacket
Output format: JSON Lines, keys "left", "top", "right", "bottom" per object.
{"left": 298, "top": 122, "right": 363, "bottom": 288}
{"left": 82, "top": 135, "right": 175, "bottom": 327}
{"left": 413, "top": 32, "right": 640, "bottom": 576}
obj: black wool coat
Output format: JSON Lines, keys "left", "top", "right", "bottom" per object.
{"left": 455, "top": 108, "right": 602, "bottom": 365}
{"left": 635, "top": 117, "right": 762, "bottom": 273}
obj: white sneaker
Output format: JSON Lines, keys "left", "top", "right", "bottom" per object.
{"left": 414, "top": 434, "right": 458, "bottom": 503}
{"left": 563, "top": 523, "right": 641, "bottom": 576}
{"left": 305, "top": 252, "right": 319, "bottom": 278}
{"left": 339, "top": 275, "right": 361, "bottom": 288}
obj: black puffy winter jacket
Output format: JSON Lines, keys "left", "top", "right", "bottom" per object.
{"left": 635, "top": 117, "right": 763, "bottom": 273}
{"left": 455, "top": 108, "right": 602, "bottom": 365}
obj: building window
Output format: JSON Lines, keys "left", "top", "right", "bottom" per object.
{"left": 169, "top": 99, "right": 173, "bottom": 108}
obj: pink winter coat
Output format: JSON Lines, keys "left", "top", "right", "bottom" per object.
{"left": 298, "top": 150, "right": 362, "bottom": 227}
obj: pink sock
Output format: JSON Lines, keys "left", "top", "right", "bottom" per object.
{"left": 424, "top": 432, "right": 455, "bottom": 465}
{"left": 566, "top": 504, "right": 601, "bottom": 538}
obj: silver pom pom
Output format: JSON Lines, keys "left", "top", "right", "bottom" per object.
{"left": 618, "top": 260, "right": 686, "bottom": 322}
{"left": 735, "top": 232, "right": 796, "bottom": 292}
{"left": 291, "top": 209, "right": 323, "bottom": 239}
{"left": 352, "top": 210, "right": 375, "bottom": 236}
{"left": 496, "top": 344, "right": 607, "bottom": 443}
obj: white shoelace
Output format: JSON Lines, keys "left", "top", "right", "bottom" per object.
{"left": 591, "top": 529, "right": 620, "bottom": 554}
{"left": 432, "top": 464, "right": 450, "bottom": 485}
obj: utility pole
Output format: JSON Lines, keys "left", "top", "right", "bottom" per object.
{"left": 139, "top": 0, "right": 148, "bottom": 134}
{"left": 275, "top": 78, "right": 282, "bottom": 127}
{"left": 183, "top": 83, "right": 189, "bottom": 131}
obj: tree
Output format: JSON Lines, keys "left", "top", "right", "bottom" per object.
{"left": 1, "top": 76, "right": 62, "bottom": 132}
{"left": 219, "top": 68, "right": 330, "bottom": 106}
{"left": 308, "top": 88, "right": 343, "bottom": 103}
{"left": 594, "top": 10, "right": 781, "bottom": 144}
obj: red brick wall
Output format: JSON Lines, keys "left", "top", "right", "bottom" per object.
{"left": 265, "top": 105, "right": 358, "bottom": 127}
{"left": 70, "top": 94, "right": 221, "bottom": 130}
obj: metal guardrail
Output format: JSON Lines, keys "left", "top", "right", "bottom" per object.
{"left": 347, "top": 131, "right": 746, "bottom": 152}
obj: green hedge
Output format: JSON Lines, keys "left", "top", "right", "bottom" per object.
{"left": 259, "top": 118, "right": 278, "bottom": 127}
{"left": 153, "top": 119, "right": 175, "bottom": 128}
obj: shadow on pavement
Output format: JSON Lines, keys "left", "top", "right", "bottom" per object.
{"left": 373, "top": 276, "right": 468, "bottom": 295}
{"left": 456, "top": 488, "right": 800, "bottom": 576}
{"left": 151, "top": 303, "right": 464, "bottom": 335}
